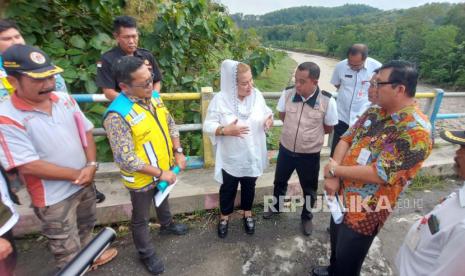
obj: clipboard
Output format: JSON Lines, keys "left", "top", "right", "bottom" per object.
{"left": 324, "top": 191, "right": 344, "bottom": 224}
{"left": 154, "top": 180, "right": 177, "bottom": 207}
{"left": 73, "top": 112, "right": 88, "bottom": 148}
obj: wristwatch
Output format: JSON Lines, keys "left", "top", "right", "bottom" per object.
{"left": 174, "top": 147, "right": 184, "bottom": 154}
{"left": 219, "top": 126, "right": 225, "bottom": 136}
{"left": 86, "top": 161, "right": 99, "bottom": 169}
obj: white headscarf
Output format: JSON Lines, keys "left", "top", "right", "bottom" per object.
{"left": 219, "top": 59, "right": 256, "bottom": 120}
{"left": 202, "top": 59, "right": 272, "bottom": 184}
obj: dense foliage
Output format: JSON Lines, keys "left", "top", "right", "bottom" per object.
{"left": 3, "top": 0, "right": 278, "bottom": 160}
{"left": 5, "top": 0, "right": 122, "bottom": 160}
{"left": 231, "top": 4, "right": 380, "bottom": 28}
{"left": 4, "top": 0, "right": 276, "bottom": 94}
{"left": 235, "top": 3, "right": 465, "bottom": 89}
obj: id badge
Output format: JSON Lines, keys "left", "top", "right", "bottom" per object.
{"left": 357, "top": 148, "right": 371, "bottom": 165}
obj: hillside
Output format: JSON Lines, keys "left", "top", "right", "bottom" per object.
{"left": 231, "top": 4, "right": 380, "bottom": 28}
{"left": 228, "top": 3, "right": 465, "bottom": 90}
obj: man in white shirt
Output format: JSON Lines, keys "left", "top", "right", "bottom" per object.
{"left": 264, "top": 62, "right": 338, "bottom": 236}
{"left": 396, "top": 129, "right": 465, "bottom": 275}
{"left": 330, "top": 44, "right": 381, "bottom": 156}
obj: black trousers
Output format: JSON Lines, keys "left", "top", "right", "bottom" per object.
{"left": 129, "top": 187, "right": 172, "bottom": 260}
{"left": 329, "top": 219, "right": 376, "bottom": 276}
{"left": 219, "top": 169, "right": 257, "bottom": 215}
{"left": 273, "top": 144, "right": 320, "bottom": 220}
{"left": 330, "top": 120, "right": 349, "bottom": 157}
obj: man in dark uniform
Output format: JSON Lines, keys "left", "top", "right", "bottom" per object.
{"left": 96, "top": 16, "right": 162, "bottom": 101}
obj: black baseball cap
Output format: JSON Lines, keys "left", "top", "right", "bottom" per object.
{"left": 2, "top": 44, "right": 63, "bottom": 79}
{"left": 440, "top": 130, "right": 465, "bottom": 146}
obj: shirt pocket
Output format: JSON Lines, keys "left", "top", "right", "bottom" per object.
{"left": 341, "top": 73, "right": 356, "bottom": 88}
{"left": 304, "top": 110, "right": 325, "bottom": 129}
{"left": 286, "top": 104, "right": 298, "bottom": 113}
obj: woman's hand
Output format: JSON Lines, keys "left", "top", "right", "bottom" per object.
{"left": 264, "top": 114, "right": 273, "bottom": 132}
{"left": 223, "top": 119, "right": 249, "bottom": 138}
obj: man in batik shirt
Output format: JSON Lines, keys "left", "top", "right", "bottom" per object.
{"left": 312, "top": 60, "right": 432, "bottom": 276}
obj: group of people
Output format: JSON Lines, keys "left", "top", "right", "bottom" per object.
{"left": 203, "top": 43, "right": 464, "bottom": 276}
{"left": 0, "top": 15, "right": 187, "bottom": 275}
{"left": 0, "top": 13, "right": 463, "bottom": 276}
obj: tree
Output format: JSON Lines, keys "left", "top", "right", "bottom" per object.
{"left": 306, "top": 31, "right": 318, "bottom": 50}
{"left": 5, "top": 0, "right": 121, "bottom": 93}
{"left": 420, "top": 25, "right": 458, "bottom": 83}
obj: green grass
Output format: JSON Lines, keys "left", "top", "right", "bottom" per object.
{"left": 254, "top": 54, "right": 297, "bottom": 92}
{"left": 253, "top": 53, "right": 296, "bottom": 151}
{"left": 266, "top": 126, "right": 282, "bottom": 151}
{"left": 405, "top": 173, "right": 444, "bottom": 196}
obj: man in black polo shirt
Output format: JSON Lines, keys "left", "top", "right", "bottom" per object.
{"left": 96, "top": 16, "right": 162, "bottom": 101}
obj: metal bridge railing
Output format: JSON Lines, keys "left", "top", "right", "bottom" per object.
{"left": 73, "top": 88, "right": 465, "bottom": 168}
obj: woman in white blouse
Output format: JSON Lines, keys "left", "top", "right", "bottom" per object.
{"left": 203, "top": 59, "right": 273, "bottom": 238}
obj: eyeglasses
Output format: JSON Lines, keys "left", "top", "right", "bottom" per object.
{"left": 129, "top": 73, "right": 154, "bottom": 89}
{"left": 366, "top": 80, "right": 397, "bottom": 89}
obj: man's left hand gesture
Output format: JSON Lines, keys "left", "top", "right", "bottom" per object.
{"left": 264, "top": 114, "right": 273, "bottom": 132}
{"left": 175, "top": 153, "right": 186, "bottom": 171}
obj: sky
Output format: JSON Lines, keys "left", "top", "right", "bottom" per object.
{"left": 215, "top": 0, "right": 465, "bottom": 15}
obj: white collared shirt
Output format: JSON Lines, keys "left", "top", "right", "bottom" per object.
{"left": 396, "top": 190, "right": 465, "bottom": 276}
{"left": 276, "top": 88, "right": 338, "bottom": 126}
{"left": 331, "top": 57, "right": 381, "bottom": 126}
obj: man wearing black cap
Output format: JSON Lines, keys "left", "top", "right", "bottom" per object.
{"left": 0, "top": 44, "right": 117, "bottom": 270}
{"left": 396, "top": 130, "right": 465, "bottom": 275}
{"left": 0, "top": 19, "right": 106, "bottom": 204}
{"left": 96, "top": 15, "right": 162, "bottom": 101}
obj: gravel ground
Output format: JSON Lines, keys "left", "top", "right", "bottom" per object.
{"left": 15, "top": 179, "right": 463, "bottom": 276}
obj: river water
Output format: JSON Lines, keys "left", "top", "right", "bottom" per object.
{"left": 285, "top": 50, "right": 465, "bottom": 133}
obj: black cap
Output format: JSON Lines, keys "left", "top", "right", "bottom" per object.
{"left": 440, "top": 130, "right": 465, "bottom": 146}
{"left": 2, "top": 44, "right": 63, "bottom": 79}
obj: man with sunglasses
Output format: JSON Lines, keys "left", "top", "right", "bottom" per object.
{"left": 330, "top": 44, "right": 381, "bottom": 156}
{"left": 103, "top": 56, "right": 187, "bottom": 275}
{"left": 96, "top": 15, "right": 162, "bottom": 101}
{"left": 312, "top": 60, "right": 432, "bottom": 276}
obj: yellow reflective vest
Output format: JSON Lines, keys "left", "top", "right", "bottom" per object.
{"left": 104, "top": 91, "right": 174, "bottom": 189}
{"left": 0, "top": 68, "right": 13, "bottom": 98}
